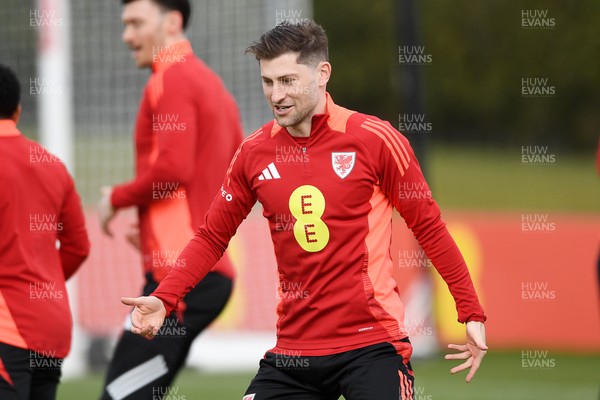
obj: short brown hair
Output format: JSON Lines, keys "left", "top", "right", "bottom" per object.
{"left": 122, "top": 0, "right": 191, "bottom": 30}
{"left": 245, "top": 21, "right": 328, "bottom": 66}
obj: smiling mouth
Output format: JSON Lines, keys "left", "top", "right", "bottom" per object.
{"left": 129, "top": 45, "right": 141, "bottom": 55}
{"left": 274, "top": 105, "right": 294, "bottom": 116}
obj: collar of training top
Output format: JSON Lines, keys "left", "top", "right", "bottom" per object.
{"left": 151, "top": 39, "right": 194, "bottom": 73}
{"left": 0, "top": 119, "right": 21, "bottom": 137}
{"left": 270, "top": 92, "right": 351, "bottom": 139}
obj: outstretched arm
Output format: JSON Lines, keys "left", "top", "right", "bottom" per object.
{"left": 121, "top": 296, "right": 166, "bottom": 339}
{"left": 445, "top": 321, "right": 488, "bottom": 382}
{"left": 122, "top": 134, "right": 257, "bottom": 327}
{"left": 370, "top": 119, "right": 488, "bottom": 381}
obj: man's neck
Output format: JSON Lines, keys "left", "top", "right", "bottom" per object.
{"left": 286, "top": 93, "right": 328, "bottom": 138}
{"left": 162, "top": 34, "right": 187, "bottom": 48}
{"left": 287, "top": 122, "right": 311, "bottom": 138}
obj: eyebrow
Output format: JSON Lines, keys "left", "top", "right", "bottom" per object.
{"left": 261, "top": 74, "right": 299, "bottom": 81}
{"left": 122, "top": 17, "right": 140, "bottom": 25}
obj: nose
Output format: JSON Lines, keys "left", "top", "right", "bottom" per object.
{"left": 122, "top": 25, "right": 133, "bottom": 44}
{"left": 271, "top": 82, "right": 286, "bottom": 104}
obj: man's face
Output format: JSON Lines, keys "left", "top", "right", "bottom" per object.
{"left": 121, "top": 0, "right": 168, "bottom": 68}
{"left": 260, "top": 53, "right": 325, "bottom": 130}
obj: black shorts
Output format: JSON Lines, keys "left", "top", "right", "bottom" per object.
{"left": 244, "top": 340, "right": 415, "bottom": 400}
{"left": 0, "top": 342, "right": 62, "bottom": 400}
{"left": 100, "top": 271, "right": 232, "bottom": 400}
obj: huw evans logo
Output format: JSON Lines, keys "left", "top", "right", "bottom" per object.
{"left": 521, "top": 78, "right": 555, "bottom": 98}
{"left": 152, "top": 113, "right": 186, "bottom": 133}
{"left": 152, "top": 386, "right": 187, "bottom": 400}
{"left": 30, "top": 9, "right": 63, "bottom": 28}
{"left": 521, "top": 213, "right": 556, "bottom": 233}
{"left": 410, "top": 386, "right": 433, "bottom": 400}
{"left": 398, "top": 182, "right": 432, "bottom": 201}
{"left": 29, "top": 282, "right": 63, "bottom": 301}
{"left": 152, "top": 181, "right": 186, "bottom": 200}
{"left": 275, "top": 10, "right": 311, "bottom": 25}
{"left": 277, "top": 280, "right": 310, "bottom": 301}
{"left": 29, "top": 214, "right": 63, "bottom": 233}
{"left": 399, "top": 113, "right": 432, "bottom": 134}
{"left": 521, "top": 350, "right": 556, "bottom": 370}
{"left": 275, "top": 350, "right": 310, "bottom": 369}
{"left": 152, "top": 46, "right": 187, "bottom": 64}
{"left": 152, "top": 250, "right": 186, "bottom": 270}
{"left": 276, "top": 146, "right": 309, "bottom": 165}
{"left": 29, "top": 77, "right": 63, "bottom": 96}
{"left": 398, "top": 249, "right": 433, "bottom": 269}
{"left": 521, "top": 281, "right": 556, "bottom": 301}
{"left": 29, "top": 350, "right": 62, "bottom": 370}
{"left": 404, "top": 318, "right": 433, "bottom": 337}
{"left": 398, "top": 46, "right": 432, "bottom": 66}
{"left": 521, "top": 146, "right": 555, "bottom": 165}
{"left": 521, "top": 10, "right": 555, "bottom": 29}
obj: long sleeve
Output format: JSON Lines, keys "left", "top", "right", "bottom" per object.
{"left": 373, "top": 120, "right": 486, "bottom": 323}
{"left": 152, "top": 141, "right": 258, "bottom": 314}
{"left": 58, "top": 178, "right": 90, "bottom": 280}
{"left": 111, "top": 70, "right": 197, "bottom": 208}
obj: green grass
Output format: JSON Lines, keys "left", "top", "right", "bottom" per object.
{"left": 429, "top": 145, "right": 598, "bottom": 212}
{"left": 57, "top": 351, "right": 600, "bottom": 399}
{"left": 57, "top": 369, "right": 256, "bottom": 399}
{"left": 71, "top": 136, "right": 598, "bottom": 212}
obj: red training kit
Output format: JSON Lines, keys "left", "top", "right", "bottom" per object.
{"left": 0, "top": 120, "right": 89, "bottom": 358}
{"left": 111, "top": 40, "right": 242, "bottom": 282}
{"left": 153, "top": 94, "right": 486, "bottom": 358}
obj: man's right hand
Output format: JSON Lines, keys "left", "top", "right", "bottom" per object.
{"left": 121, "top": 296, "right": 166, "bottom": 339}
{"left": 98, "top": 186, "right": 116, "bottom": 237}
{"left": 125, "top": 223, "right": 141, "bottom": 250}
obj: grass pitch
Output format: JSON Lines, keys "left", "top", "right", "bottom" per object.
{"left": 57, "top": 351, "right": 599, "bottom": 399}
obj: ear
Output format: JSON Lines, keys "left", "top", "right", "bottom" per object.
{"left": 165, "top": 10, "right": 184, "bottom": 35}
{"left": 12, "top": 104, "right": 22, "bottom": 124}
{"left": 317, "top": 61, "right": 331, "bottom": 87}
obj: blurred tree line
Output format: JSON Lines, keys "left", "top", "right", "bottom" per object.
{"left": 315, "top": 0, "right": 599, "bottom": 151}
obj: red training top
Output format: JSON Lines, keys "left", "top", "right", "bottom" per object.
{"left": 111, "top": 40, "right": 243, "bottom": 282}
{"left": 0, "top": 119, "right": 90, "bottom": 358}
{"left": 153, "top": 94, "right": 486, "bottom": 359}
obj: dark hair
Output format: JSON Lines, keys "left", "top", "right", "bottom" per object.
{"left": 246, "top": 20, "right": 329, "bottom": 66}
{"left": 122, "top": 0, "right": 191, "bottom": 30}
{"left": 0, "top": 64, "right": 20, "bottom": 119}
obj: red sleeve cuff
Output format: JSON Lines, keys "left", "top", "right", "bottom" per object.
{"left": 152, "top": 291, "right": 179, "bottom": 316}
{"left": 461, "top": 313, "right": 487, "bottom": 324}
{"left": 111, "top": 185, "right": 128, "bottom": 209}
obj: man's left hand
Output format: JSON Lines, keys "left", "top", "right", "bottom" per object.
{"left": 445, "top": 321, "right": 488, "bottom": 383}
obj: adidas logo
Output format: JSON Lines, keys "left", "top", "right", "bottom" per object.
{"left": 258, "top": 162, "right": 281, "bottom": 180}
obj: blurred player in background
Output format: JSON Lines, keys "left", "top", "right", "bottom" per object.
{"left": 0, "top": 63, "right": 90, "bottom": 400}
{"left": 96, "top": 0, "right": 243, "bottom": 398}
{"left": 121, "top": 20, "right": 487, "bottom": 400}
